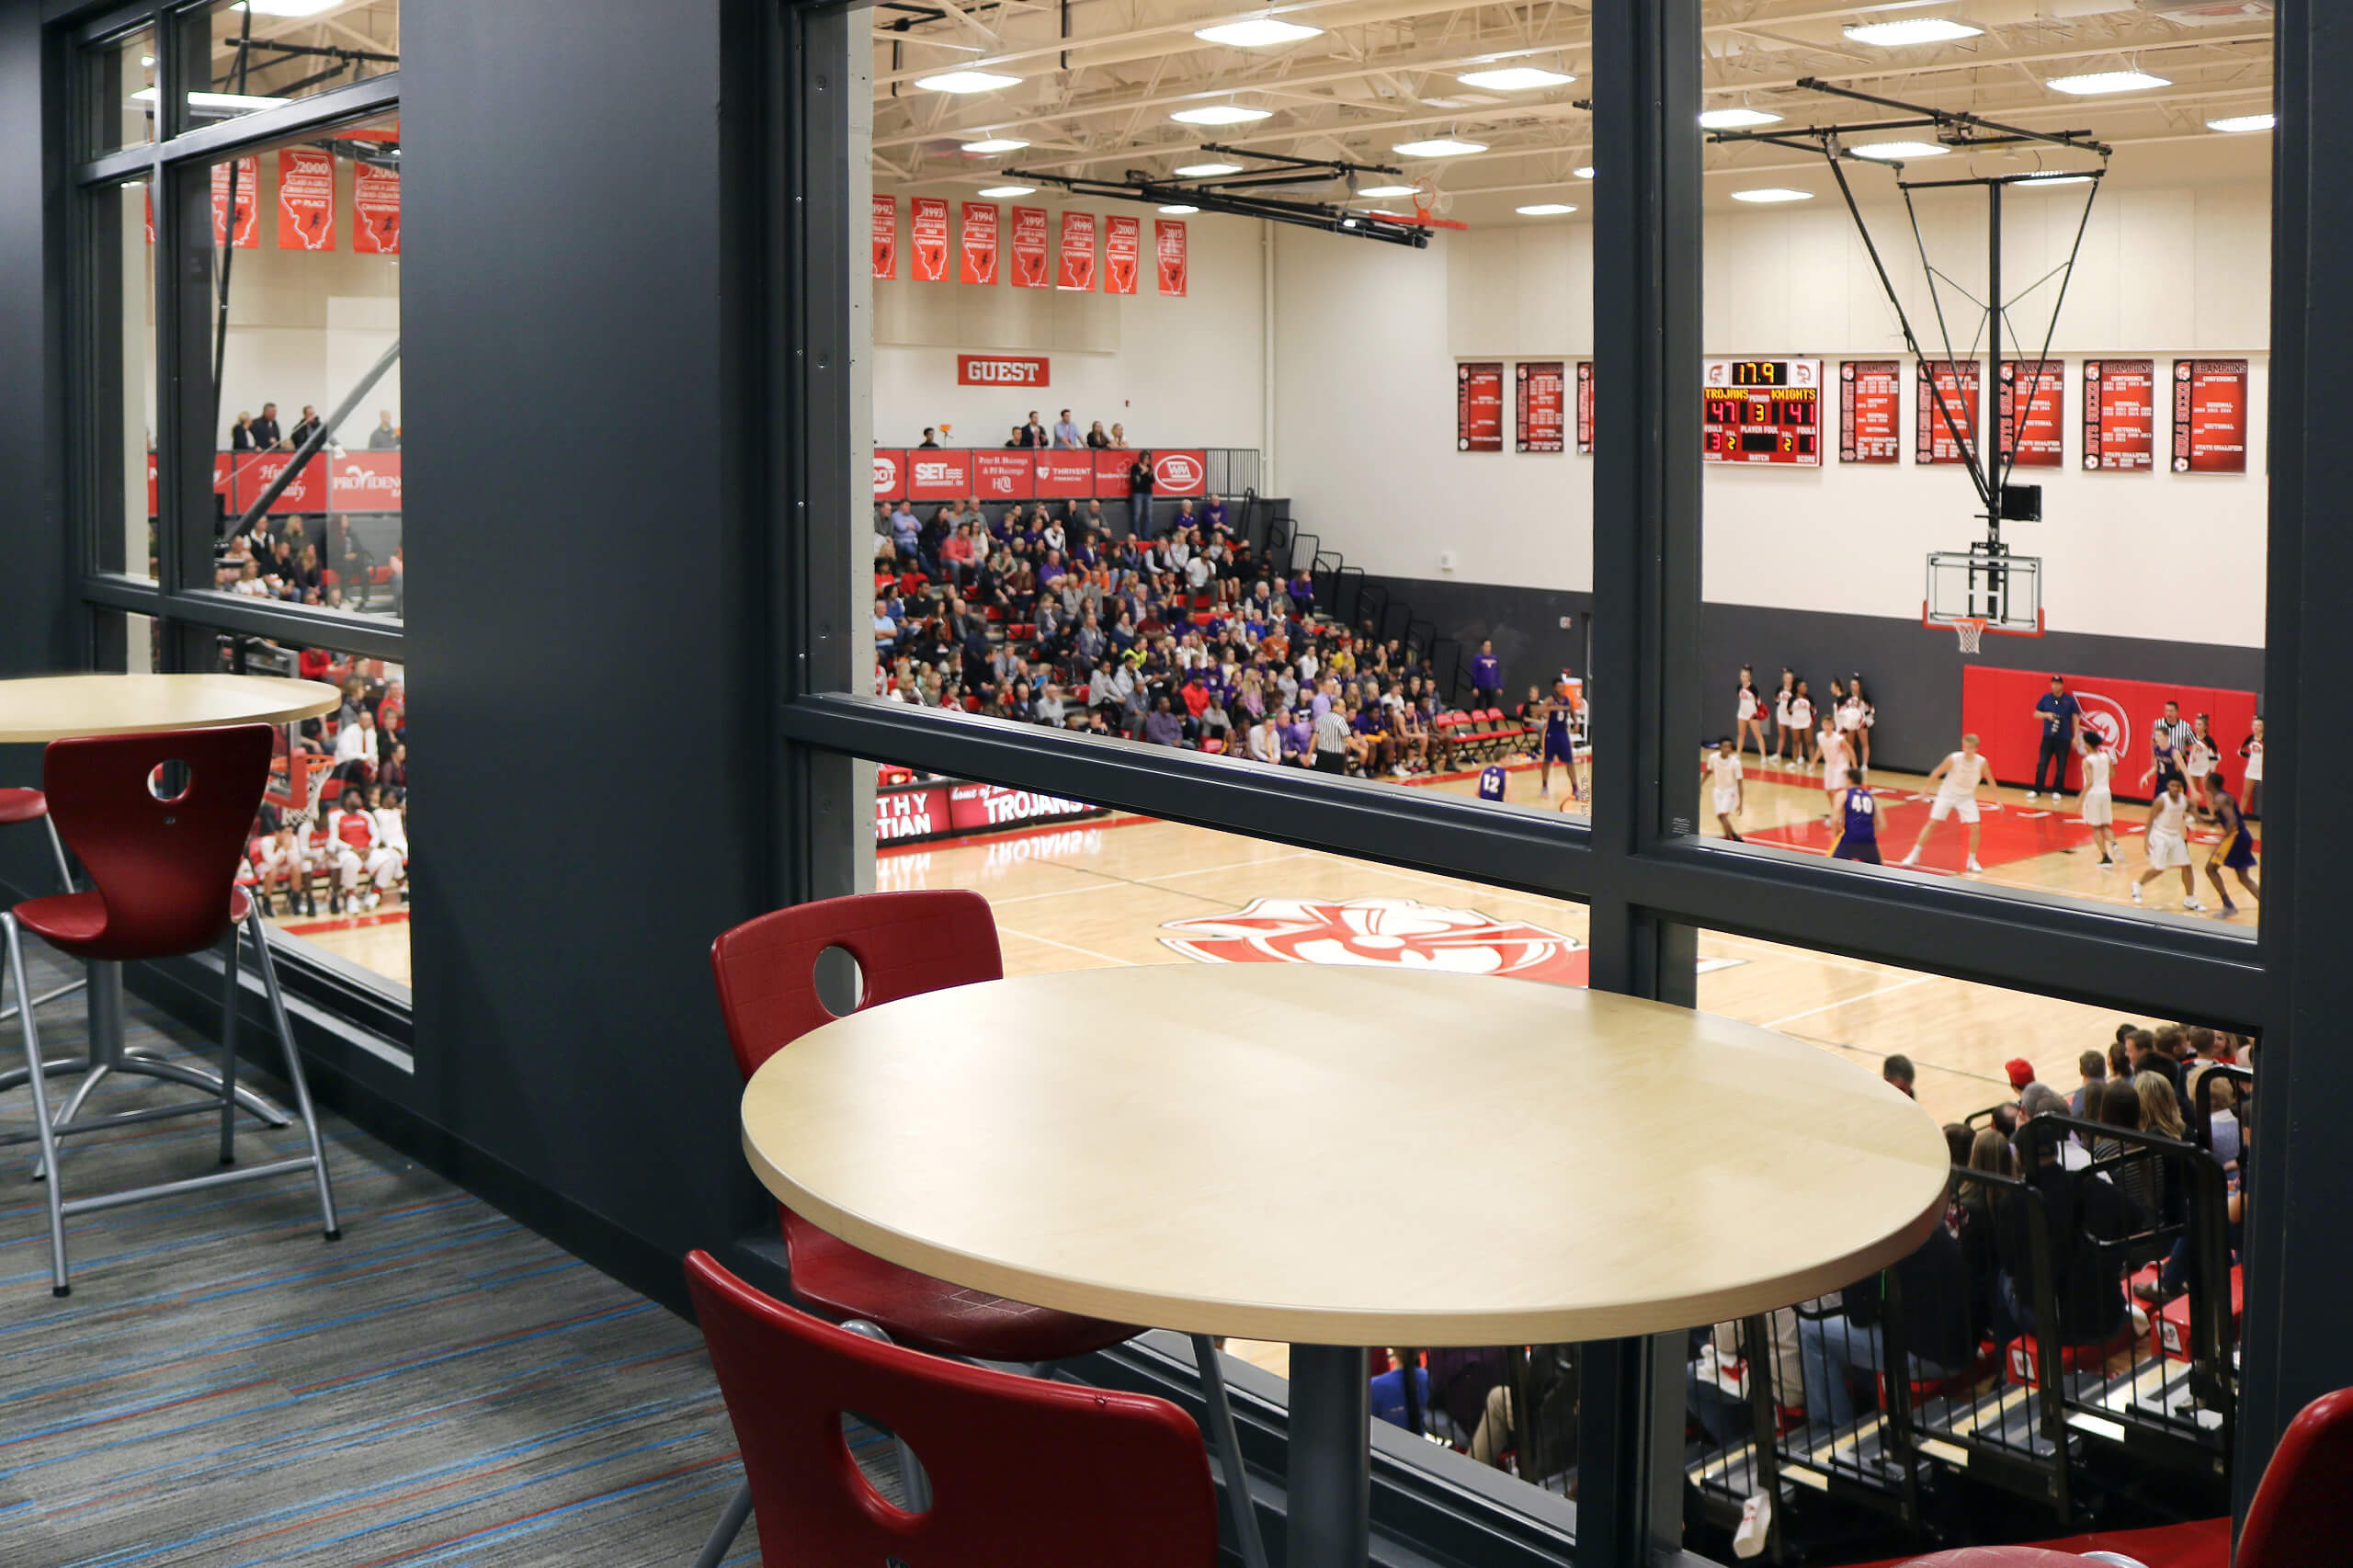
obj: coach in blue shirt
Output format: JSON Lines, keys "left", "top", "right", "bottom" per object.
{"left": 2029, "top": 675, "right": 2080, "bottom": 800}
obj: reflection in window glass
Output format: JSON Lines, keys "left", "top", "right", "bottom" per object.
{"left": 219, "top": 632, "right": 409, "bottom": 991}
{"left": 1685, "top": 930, "right": 2251, "bottom": 1562}
{"left": 92, "top": 610, "right": 159, "bottom": 676}
{"left": 207, "top": 117, "right": 403, "bottom": 621}
{"left": 186, "top": 1, "right": 400, "bottom": 119}
{"left": 95, "top": 181, "right": 158, "bottom": 579}
{"left": 82, "top": 26, "right": 156, "bottom": 155}
{"left": 863, "top": 759, "right": 1589, "bottom": 1501}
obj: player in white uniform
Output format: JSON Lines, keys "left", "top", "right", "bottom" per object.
{"left": 1900, "top": 733, "right": 1995, "bottom": 873}
{"left": 1817, "top": 718, "right": 1853, "bottom": 821}
{"left": 1703, "top": 738, "right": 1745, "bottom": 841}
{"left": 2075, "top": 734, "right": 2120, "bottom": 869}
{"left": 1735, "top": 667, "right": 1768, "bottom": 766}
{"left": 2131, "top": 775, "right": 2205, "bottom": 911}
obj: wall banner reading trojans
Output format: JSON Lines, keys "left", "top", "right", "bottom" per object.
{"left": 1154, "top": 219, "right": 1187, "bottom": 295}
{"left": 1011, "top": 205, "right": 1049, "bottom": 288}
{"left": 1058, "top": 210, "right": 1096, "bottom": 290}
{"left": 911, "top": 197, "right": 950, "bottom": 281}
{"left": 275, "top": 148, "right": 335, "bottom": 251}
{"left": 1104, "top": 215, "right": 1141, "bottom": 294}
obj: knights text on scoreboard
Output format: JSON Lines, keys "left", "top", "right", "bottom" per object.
{"left": 1702, "top": 358, "right": 1823, "bottom": 467}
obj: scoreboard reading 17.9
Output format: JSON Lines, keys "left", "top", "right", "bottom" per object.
{"left": 1702, "top": 358, "right": 1823, "bottom": 467}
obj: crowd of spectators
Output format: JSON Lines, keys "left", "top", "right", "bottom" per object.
{"left": 228, "top": 403, "right": 402, "bottom": 452}
{"left": 916, "top": 408, "right": 1129, "bottom": 451}
{"left": 871, "top": 493, "right": 1482, "bottom": 780}
{"left": 235, "top": 652, "right": 410, "bottom": 919}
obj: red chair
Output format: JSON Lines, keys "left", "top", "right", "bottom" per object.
{"left": 0, "top": 789, "right": 80, "bottom": 1032}
{"left": 0, "top": 725, "right": 339, "bottom": 1296}
{"left": 685, "top": 1250, "right": 1219, "bottom": 1568}
{"left": 707, "top": 891, "right": 1265, "bottom": 1568}
{"left": 2237, "top": 1384, "right": 2353, "bottom": 1568}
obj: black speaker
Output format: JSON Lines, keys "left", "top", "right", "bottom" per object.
{"left": 2000, "top": 484, "right": 2042, "bottom": 522}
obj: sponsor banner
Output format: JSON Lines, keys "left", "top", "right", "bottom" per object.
{"left": 906, "top": 449, "right": 973, "bottom": 503}
{"left": 1576, "top": 360, "right": 1594, "bottom": 454}
{"left": 1150, "top": 449, "right": 1207, "bottom": 496}
{"left": 956, "top": 353, "right": 1049, "bottom": 387}
{"left": 1154, "top": 218, "right": 1188, "bottom": 295}
{"left": 1962, "top": 665, "right": 2257, "bottom": 803}
{"left": 2173, "top": 358, "right": 2249, "bottom": 473}
{"left": 872, "top": 449, "right": 906, "bottom": 501}
{"left": 1093, "top": 449, "right": 1131, "bottom": 498}
{"left": 1999, "top": 359, "right": 2064, "bottom": 468}
{"left": 1516, "top": 361, "right": 1565, "bottom": 453}
{"left": 1011, "top": 205, "right": 1049, "bottom": 288}
{"left": 972, "top": 449, "right": 1034, "bottom": 500}
{"left": 2083, "top": 358, "right": 2155, "bottom": 472}
{"left": 1058, "top": 210, "right": 1097, "bottom": 290}
{"left": 1457, "top": 362, "right": 1504, "bottom": 452}
{"left": 276, "top": 148, "right": 336, "bottom": 251}
{"left": 1104, "top": 214, "right": 1140, "bottom": 294}
{"left": 218, "top": 450, "right": 331, "bottom": 515}
{"left": 873, "top": 779, "right": 1104, "bottom": 844}
{"left": 911, "top": 197, "right": 950, "bottom": 281}
{"left": 351, "top": 160, "right": 400, "bottom": 254}
{"left": 959, "top": 200, "right": 999, "bottom": 286}
{"left": 1840, "top": 359, "right": 1903, "bottom": 463}
{"left": 872, "top": 194, "right": 897, "bottom": 280}
{"left": 1035, "top": 449, "right": 1097, "bottom": 497}
{"left": 1915, "top": 359, "right": 1981, "bottom": 465}
{"left": 212, "top": 155, "right": 260, "bottom": 249}
{"left": 330, "top": 452, "right": 402, "bottom": 511}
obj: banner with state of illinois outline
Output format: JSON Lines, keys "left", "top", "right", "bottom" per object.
{"left": 910, "top": 197, "right": 950, "bottom": 281}
{"left": 276, "top": 148, "right": 335, "bottom": 251}
{"left": 959, "top": 200, "right": 999, "bottom": 286}
{"left": 1057, "top": 210, "right": 1096, "bottom": 290}
{"left": 872, "top": 194, "right": 896, "bottom": 280}
{"left": 352, "top": 160, "right": 401, "bottom": 254}
{"left": 1011, "top": 205, "right": 1049, "bottom": 288}
{"left": 1103, "top": 214, "right": 1140, "bottom": 294}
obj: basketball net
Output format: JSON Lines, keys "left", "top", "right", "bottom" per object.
{"left": 1949, "top": 619, "right": 1987, "bottom": 657}
{"left": 1413, "top": 176, "right": 1442, "bottom": 223}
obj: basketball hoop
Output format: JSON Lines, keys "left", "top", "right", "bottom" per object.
{"left": 1948, "top": 619, "right": 1988, "bottom": 656}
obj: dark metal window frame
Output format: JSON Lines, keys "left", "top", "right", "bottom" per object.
{"left": 767, "top": 2, "right": 2316, "bottom": 1563}
{"left": 62, "top": 2, "right": 406, "bottom": 1036}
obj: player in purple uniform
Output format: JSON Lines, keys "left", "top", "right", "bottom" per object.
{"left": 1477, "top": 764, "right": 1508, "bottom": 803}
{"left": 2201, "top": 771, "right": 2262, "bottom": 915}
{"left": 1830, "top": 781, "right": 1881, "bottom": 864}
{"left": 1538, "top": 677, "right": 1583, "bottom": 802}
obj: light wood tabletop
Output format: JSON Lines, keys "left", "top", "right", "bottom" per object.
{"left": 741, "top": 964, "right": 1953, "bottom": 1346}
{"left": 0, "top": 674, "right": 341, "bottom": 744}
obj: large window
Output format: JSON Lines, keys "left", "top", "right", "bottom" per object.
{"left": 72, "top": 5, "right": 403, "bottom": 1034}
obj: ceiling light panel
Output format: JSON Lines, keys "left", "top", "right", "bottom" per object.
{"left": 1194, "top": 19, "right": 1324, "bottom": 47}
{"left": 1457, "top": 67, "right": 1574, "bottom": 91}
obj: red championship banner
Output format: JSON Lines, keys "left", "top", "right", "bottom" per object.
{"left": 956, "top": 353, "right": 1049, "bottom": 387}
{"left": 1155, "top": 219, "right": 1188, "bottom": 295}
{"left": 2173, "top": 358, "right": 2249, "bottom": 473}
{"left": 351, "top": 160, "right": 400, "bottom": 254}
{"left": 1093, "top": 450, "right": 1131, "bottom": 498}
{"left": 906, "top": 449, "right": 973, "bottom": 503}
{"left": 1915, "top": 359, "right": 1981, "bottom": 465}
{"left": 1999, "top": 359, "right": 2064, "bottom": 468}
{"left": 1963, "top": 665, "right": 2257, "bottom": 803}
{"left": 1516, "top": 361, "right": 1565, "bottom": 453}
{"left": 959, "top": 201, "right": 999, "bottom": 286}
{"left": 1103, "top": 215, "right": 1141, "bottom": 294}
{"left": 1839, "top": 359, "right": 1902, "bottom": 463}
{"left": 1457, "top": 362, "right": 1504, "bottom": 452}
{"left": 872, "top": 194, "right": 897, "bottom": 280}
{"left": 972, "top": 450, "right": 1034, "bottom": 500}
{"left": 871, "top": 449, "right": 907, "bottom": 502}
{"left": 275, "top": 148, "right": 335, "bottom": 251}
{"left": 2082, "top": 359, "right": 2155, "bottom": 472}
{"left": 911, "top": 197, "right": 950, "bottom": 281}
{"left": 1576, "top": 361, "right": 1595, "bottom": 454}
{"left": 1011, "top": 205, "right": 1049, "bottom": 288}
{"left": 1058, "top": 210, "right": 1096, "bottom": 290}
{"left": 211, "top": 155, "right": 260, "bottom": 249}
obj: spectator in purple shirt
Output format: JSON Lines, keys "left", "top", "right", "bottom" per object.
{"left": 1142, "top": 696, "right": 1186, "bottom": 747}
{"left": 1472, "top": 640, "right": 1502, "bottom": 710}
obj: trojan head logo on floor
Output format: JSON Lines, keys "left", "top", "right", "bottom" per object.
{"left": 1159, "top": 896, "right": 1589, "bottom": 986}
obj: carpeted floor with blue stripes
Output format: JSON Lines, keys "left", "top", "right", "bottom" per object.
{"left": 0, "top": 949, "right": 767, "bottom": 1567}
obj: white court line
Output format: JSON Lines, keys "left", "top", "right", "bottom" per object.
{"left": 1150, "top": 850, "right": 1319, "bottom": 880}
{"left": 1764, "top": 974, "right": 1937, "bottom": 1032}
{"left": 990, "top": 851, "right": 1318, "bottom": 904}
{"left": 995, "top": 926, "right": 1137, "bottom": 966}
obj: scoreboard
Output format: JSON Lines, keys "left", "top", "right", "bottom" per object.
{"left": 1703, "top": 358, "right": 1823, "bottom": 466}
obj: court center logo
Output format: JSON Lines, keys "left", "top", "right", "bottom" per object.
{"left": 1159, "top": 896, "right": 1588, "bottom": 985}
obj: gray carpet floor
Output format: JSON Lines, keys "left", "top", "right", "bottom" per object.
{"left": 0, "top": 946, "right": 773, "bottom": 1567}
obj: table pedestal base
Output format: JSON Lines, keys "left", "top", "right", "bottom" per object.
{"left": 1287, "top": 1344, "right": 1372, "bottom": 1568}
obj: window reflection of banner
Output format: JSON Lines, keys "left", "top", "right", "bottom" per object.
{"left": 212, "top": 156, "right": 260, "bottom": 249}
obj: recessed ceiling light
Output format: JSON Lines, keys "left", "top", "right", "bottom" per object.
{"left": 1844, "top": 17, "right": 1984, "bottom": 47}
{"left": 1195, "top": 18, "right": 1324, "bottom": 47}
{"left": 2046, "top": 70, "right": 2170, "bottom": 96}
{"left": 1175, "top": 162, "right": 1244, "bottom": 176}
{"left": 231, "top": 0, "right": 343, "bottom": 15}
{"left": 1574, "top": 165, "right": 1596, "bottom": 179}
{"left": 128, "top": 87, "right": 289, "bottom": 111}
{"left": 1516, "top": 203, "right": 1576, "bottom": 216}
{"left": 1171, "top": 104, "right": 1273, "bottom": 125}
{"left": 2206, "top": 113, "right": 2276, "bottom": 133}
{"left": 1159, "top": 204, "right": 1200, "bottom": 214}
{"left": 978, "top": 185, "right": 1034, "bottom": 198}
{"left": 915, "top": 70, "right": 1021, "bottom": 94}
{"left": 1457, "top": 67, "right": 1574, "bottom": 91}
{"left": 1393, "top": 138, "right": 1486, "bottom": 157}
{"left": 1850, "top": 140, "right": 1950, "bottom": 161}
{"left": 1731, "top": 187, "right": 1814, "bottom": 203}
{"left": 1699, "top": 108, "right": 1782, "bottom": 130}
{"left": 1358, "top": 185, "right": 1415, "bottom": 199}
{"left": 961, "top": 138, "right": 1029, "bottom": 153}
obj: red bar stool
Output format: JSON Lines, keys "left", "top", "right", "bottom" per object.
{"left": 0, "top": 724, "right": 339, "bottom": 1296}
{"left": 0, "top": 787, "right": 85, "bottom": 1036}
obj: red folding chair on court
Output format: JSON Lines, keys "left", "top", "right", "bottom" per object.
{"left": 705, "top": 890, "right": 1266, "bottom": 1568}
{"left": 0, "top": 725, "right": 339, "bottom": 1295}
{"left": 685, "top": 1250, "right": 1219, "bottom": 1568}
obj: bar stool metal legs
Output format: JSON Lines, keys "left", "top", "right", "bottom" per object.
{"left": 0, "top": 815, "right": 83, "bottom": 1030}
{"left": 1, "top": 907, "right": 340, "bottom": 1296}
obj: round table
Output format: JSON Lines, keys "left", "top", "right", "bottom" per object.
{"left": 742, "top": 964, "right": 1950, "bottom": 1568}
{"left": 0, "top": 674, "right": 343, "bottom": 1119}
